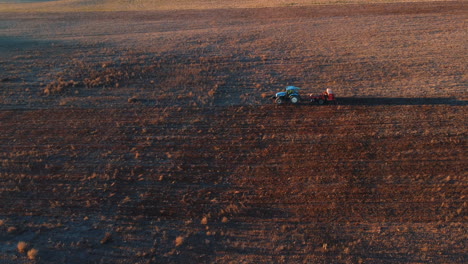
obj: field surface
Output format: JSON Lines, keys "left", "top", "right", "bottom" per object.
{"left": 0, "top": 1, "right": 467, "bottom": 263}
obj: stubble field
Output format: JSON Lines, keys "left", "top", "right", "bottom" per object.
{"left": 0, "top": 1, "right": 467, "bottom": 263}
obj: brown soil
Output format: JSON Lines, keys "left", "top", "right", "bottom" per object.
{"left": 0, "top": 1, "right": 466, "bottom": 263}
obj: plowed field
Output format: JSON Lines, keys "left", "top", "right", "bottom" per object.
{"left": 0, "top": 1, "right": 466, "bottom": 263}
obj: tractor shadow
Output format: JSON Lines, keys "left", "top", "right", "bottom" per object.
{"left": 336, "top": 97, "right": 466, "bottom": 106}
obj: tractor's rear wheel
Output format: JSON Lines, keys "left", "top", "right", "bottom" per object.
{"left": 290, "top": 96, "right": 299, "bottom": 104}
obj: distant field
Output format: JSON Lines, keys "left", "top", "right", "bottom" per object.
{"left": 0, "top": 0, "right": 460, "bottom": 12}
{"left": 0, "top": 1, "right": 466, "bottom": 263}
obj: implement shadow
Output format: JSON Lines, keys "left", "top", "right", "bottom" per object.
{"left": 337, "top": 97, "right": 466, "bottom": 106}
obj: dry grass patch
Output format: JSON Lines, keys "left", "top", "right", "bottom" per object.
{"left": 175, "top": 236, "right": 184, "bottom": 247}
{"left": 7, "top": 226, "right": 17, "bottom": 234}
{"left": 17, "top": 241, "right": 28, "bottom": 254}
{"left": 27, "top": 248, "right": 39, "bottom": 260}
{"left": 100, "top": 232, "right": 113, "bottom": 244}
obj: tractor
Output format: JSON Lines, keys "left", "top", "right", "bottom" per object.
{"left": 272, "top": 86, "right": 301, "bottom": 104}
{"left": 309, "top": 88, "right": 337, "bottom": 105}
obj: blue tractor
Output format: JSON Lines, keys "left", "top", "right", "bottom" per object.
{"left": 272, "top": 86, "right": 301, "bottom": 105}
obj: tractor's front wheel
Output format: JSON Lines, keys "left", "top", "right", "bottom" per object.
{"left": 290, "top": 96, "right": 299, "bottom": 104}
{"left": 275, "top": 97, "right": 284, "bottom": 105}
{"left": 318, "top": 99, "right": 325, "bottom": 105}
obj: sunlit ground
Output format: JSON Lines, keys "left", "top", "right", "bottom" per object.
{"left": 0, "top": 0, "right": 458, "bottom": 12}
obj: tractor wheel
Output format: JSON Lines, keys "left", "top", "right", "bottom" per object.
{"left": 290, "top": 96, "right": 299, "bottom": 104}
{"left": 318, "top": 99, "right": 325, "bottom": 105}
{"left": 275, "top": 97, "right": 284, "bottom": 105}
